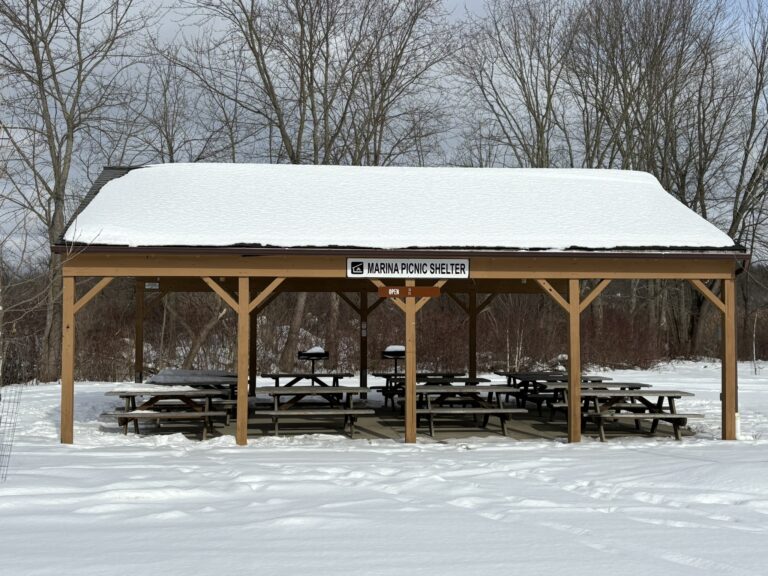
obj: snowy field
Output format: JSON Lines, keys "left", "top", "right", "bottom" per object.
{"left": 1, "top": 361, "right": 768, "bottom": 576}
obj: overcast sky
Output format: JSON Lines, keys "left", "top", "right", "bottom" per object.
{"left": 445, "top": 0, "right": 486, "bottom": 20}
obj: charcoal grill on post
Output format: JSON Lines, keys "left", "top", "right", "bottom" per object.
{"left": 381, "top": 345, "right": 405, "bottom": 374}
{"left": 297, "top": 347, "right": 329, "bottom": 374}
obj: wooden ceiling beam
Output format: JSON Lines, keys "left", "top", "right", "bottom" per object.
{"left": 73, "top": 277, "right": 114, "bottom": 315}
{"left": 689, "top": 279, "right": 726, "bottom": 314}
{"left": 63, "top": 252, "right": 736, "bottom": 280}
{"left": 579, "top": 279, "right": 612, "bottom": 314}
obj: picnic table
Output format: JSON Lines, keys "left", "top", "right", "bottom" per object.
{"left": 493, "top": 371, "right": 612, "bottom": 411}
{"left": 103, "top": 385, "right": 228, "bottom": 439}
{"left": 253, "top": 386, "right": 373, "bottom": 437}
{"left": 370, "top": 371, "right": 467, "bottom": 408}
{"left": 147, "top": 369, "right": 237, "bottom": 393}
{"left": 146, "top": 369, "right": 239, "bottom": 420}
{"left": 414, "top": 384, "right": 527, "bottom": 437}
{"left": 560, "top": 388, "right": 703, "bottom": 441}
{"left": 545, "top": 382, "right": 651, "bottom": 420}
{"left": 260, "top": 372, "right": 354, "bottom": 388}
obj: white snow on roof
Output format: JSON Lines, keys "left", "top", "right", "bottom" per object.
{"left": 63, "top": 164, "right": 737, "bottom": 251}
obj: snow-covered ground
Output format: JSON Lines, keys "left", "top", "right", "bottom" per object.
{"left": 1, "top": 361, "right": 767, "bottom": 575}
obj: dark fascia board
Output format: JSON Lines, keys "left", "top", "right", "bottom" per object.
{"left": 58, "top": 165, "right": 145, "bottom": 244}
{"left": 51, "top": 242, "right": 748, "bottom": 261}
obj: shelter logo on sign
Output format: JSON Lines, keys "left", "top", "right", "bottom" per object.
{"left": 346, "top": 258, "right": 469, "bottom": 279}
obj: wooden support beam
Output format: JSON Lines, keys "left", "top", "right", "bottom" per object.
{"left": 414, "top": 280, "right": 447, "bottom": 313}
{"left": 61, "top": 277, "right": 75, "bottom": 444}
{"left": 722, "top": 277, "right": 737, "bottom": 440}
{"left": 73, "top": 277, "right": 114, "bottom": 315}
{"left": 469, "top": 292, "right": 477, "bottom": 379}
{"left": 145, "top": 291, "right": 166, "bottom": 313}
{"left": 370, "top": 279, "right": 406, "bottom": 312}
{"left": 367, "top": 297, "right": 386, "bottom": 314}
{"left": 477, "top": 293, "right": 497, "bottom": 313}
{"left": 360, "top": 292, "right": 368, "bottom": 389}
{"left": 249, "top": 308, "right": 258, "bottom": 397}
{"left": 64, "top": 252, "right": 736, "bottom": 280}
{"left": 568, "top": 279, "right": 582, "bottom": 443}
{"left": 134, "top": 280, "right": 144, "bottom": 383}
{"left": 203, "top": 276, "right": 238, "bottom": 311}
{"left": 236, "top": 277, "right": 250, "bottom": 446}
{"left": 248, "top": 277, "right": 285, "bottom": 313}
{"left": 536, "top": 279, "right": 570, "bottom": 312}
{"left": 405, "top": 280, "right": 417, "bottom": 443}
{"left": 579, "top": 279, "right": 611, "bottom": 314}
{"left": 446, "top": 292, "right": 468, "bottom": 313}
{"left": 255, "top": 291, "right": 280, "bottom": 314}
{"left": 337, "top": 291, "right": 361, "bottom": 314}
{"left": 690, "top": 279, "right": 726, "bottom": 314}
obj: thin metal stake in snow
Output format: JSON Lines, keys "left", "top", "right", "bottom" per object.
{"left": 0, "top": 384, "right": 22, "bottom": 482}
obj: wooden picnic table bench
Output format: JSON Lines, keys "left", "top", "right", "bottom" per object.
{"left": 414, "top": 385, "right": 526, "bottom": 437}
{"left": 545, "top": 382, "right": 652, "bottom": 419}
{"left": 370, "top": 372, "right": 473, "bottom": 409}
{"left": 253, "top": 386, "right": 373, "bottom": 437}
{"left": 102, "top": 409, "right": 228, "bottom": 439}
{"left": 104, "top": 386, "right": 228, "bottom": 439}
{"left": 492, "top": 371, "right": 611, "bottom": 408}
{"left": 559, "top": 389, "right": 702, "bottom": 441}
{"left": 260, "top": 372, "right": 354, "bottom": 387}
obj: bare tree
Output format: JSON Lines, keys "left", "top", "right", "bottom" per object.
{"left": 453, "top": 0, "right": 572, "bottom": 167}
{"left": 0, "top": 0, "right": 155, "bottom": 381}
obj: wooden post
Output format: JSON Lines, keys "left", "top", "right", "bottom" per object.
{"left": 134, "top": 280, "right": 144, "bottom": 383}
{"left": 568, "top": 279, "right": 582, "bottom": 443}
{"left": 468, "top": 292, "right": 477, "bottom": 379}
{"left": 359, "top": 291, "right": 368, "bottom": 389}
{"left": 722, "top": 277, "right": 737, "bottom": 440}
{"left": 249, "top": 308, "right": 257, "bottom": 396}
{"left": 237, "top": 277, "right": 250, "bottom": 445}
{"left": 61, "top": 276, "right": 75, "bottom": 444}
{"left": 405, "top": 280, "right": 417, "bottom": 443}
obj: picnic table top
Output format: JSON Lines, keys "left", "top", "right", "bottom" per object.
{"left": 544, "top": 382, "right": 652, "bottom": 390}
{"left": 106, "top": 386, "right": 226, "bottom": 397}
{"left": 260, "top": 372, "right": 354, "bottom": 378}
{"left": 415, "top": 385, "right": 499, "bottom": 394}
{"left": 258, "top": 386, "right": 368, "bottom": 395}
{"left": 372, "top": 375, "right": 486, "bottom": 384}
{"left": 147, "top": 369, "right": 237, "bottom": 385}
{"left": 371, "top": 371, "right": 466, "bottom": 378}
{"left": 493, "top": 371, "right": 611, "bottom": 382}
{"left": 146, "top": 377, "right": 236, "bottom": 386}
{"left": 494, "top": 371, "right": 565, "bottom": 377}
{"left": 575, "top": 389, "right": 694, "bottom": 398}
{"left": 415, "top": 377, "right": 491, "bottom": 384}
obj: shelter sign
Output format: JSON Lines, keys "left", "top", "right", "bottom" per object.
{"left": 346, "top": 258, "right": 469, "bottom": 279}
{"left": 377, "top": 286, "right": 442, "bottom": 298}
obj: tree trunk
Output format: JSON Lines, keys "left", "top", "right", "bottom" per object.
{"left": 181, "top": 305, "right": 227, "bottom": 369}
{"left": 39, "top": 253, "right": 63, "bottom": 382}
{"left": 326, "top": 293, "right": 340, "bottom": 369}
{"left": 279, "top": 292, "right": 307, "bottom": 371}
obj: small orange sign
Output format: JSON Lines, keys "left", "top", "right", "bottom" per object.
{"left": 377, "top": 286, "right": 442, "bottom": 298}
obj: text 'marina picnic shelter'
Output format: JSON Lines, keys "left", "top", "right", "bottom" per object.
{"left": 54, "top": 164, "right": 748, "bottom": 445}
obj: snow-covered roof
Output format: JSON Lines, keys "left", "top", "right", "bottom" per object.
{"left": 61, "top": 164, "right": 739, "bottom": 252}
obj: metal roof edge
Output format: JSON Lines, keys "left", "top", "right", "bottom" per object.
{"left": 58, "top": 165, "right": 146, "bottom": 244}
{"left": 51, "top": 243, "right": 749, "bottom": 260}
